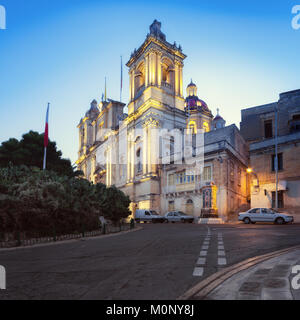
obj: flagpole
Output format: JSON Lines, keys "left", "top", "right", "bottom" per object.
{"left": 43, "top": 147, "right": 47, "bottom": 170}
{"left": 120, "top": 56, "right": 123, "bottom": 103}
{"left": 105, "top": 77, "right": 107, "bottom": 101}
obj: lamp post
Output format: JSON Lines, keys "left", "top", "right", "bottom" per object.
{"left": 274, "top": 105, "right": 279, "bottom": 210}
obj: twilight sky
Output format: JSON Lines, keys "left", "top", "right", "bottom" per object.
{"left": 0, "top": 0, "right": 299, "bottom": 164}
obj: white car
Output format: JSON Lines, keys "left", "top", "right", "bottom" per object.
{"left": 238, "top": 208, "right": 294, "bottom": 225}
{"left": 165, "top": 211, "right": 194, "bottom": 223}
{"left": 135, "top": 209, "right": 166, "bottom": 223}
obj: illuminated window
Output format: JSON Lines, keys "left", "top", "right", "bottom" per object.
{"left": 188, "top": 121, "right": 197, "bottom": 134}
{"left": 203, "top": 122, "right": 209, "bottom": 132}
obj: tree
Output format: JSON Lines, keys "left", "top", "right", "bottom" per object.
{"left": 96, "top": 184, "right": 131, "bottom": 225}
{"left": 0, "top": 131, "right": 75, "bottom": 177}
{"left": 0, "top": 165, "right": 132, "bottom": 240}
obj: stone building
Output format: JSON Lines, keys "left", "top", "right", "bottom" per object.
{"left": 76, "top": 20, "right": 250, "bottom": 221}
{"left": 240, "top": 89, "right": 300, "bottom": 214}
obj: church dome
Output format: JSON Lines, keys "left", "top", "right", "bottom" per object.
{"left": 212, "top": 108, "right": 226, "bottom": 129}
{"left": 185, "top": 80, "right": 211, "bottom": 116}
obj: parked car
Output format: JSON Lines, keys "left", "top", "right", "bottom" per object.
{"left": 238, "top": 208, "right": 294, "bottom": 225}
{"left": 135, "top": 210, "right": 166, "bottom": 223}
{"left": 165, "top": 211, "right": 194, "bottom": 223}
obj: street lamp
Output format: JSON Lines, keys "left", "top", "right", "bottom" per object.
{"left": 247, "top": 168, "right": 259, "bottom": 188}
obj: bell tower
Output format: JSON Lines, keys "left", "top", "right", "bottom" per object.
{"left": 126, "top": 20, "right": 187, "bottom": 115}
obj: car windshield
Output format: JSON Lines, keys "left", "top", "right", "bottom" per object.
{"left": 150, "top": 211, "right": 158, "bottom": 215}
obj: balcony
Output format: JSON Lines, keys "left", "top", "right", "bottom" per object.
{"left": 134, "top": 85, "right": 145, "bottom": 100}
{"left": 161, "top": 81, "right": 174, "bottom": 94}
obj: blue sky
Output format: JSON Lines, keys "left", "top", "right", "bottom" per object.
{"left": 0, "top": 0, "right": 299, "bottom": 164}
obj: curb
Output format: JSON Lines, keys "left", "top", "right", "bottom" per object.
{"left": 178, "top": 244, "right": 300, "bottom": 300}
{"left": 0, "top": 227, "right": 143, "bottom": 252}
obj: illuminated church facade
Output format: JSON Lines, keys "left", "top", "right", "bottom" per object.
{"left": 76, "top": 20, "right": 249, "bottom": 221}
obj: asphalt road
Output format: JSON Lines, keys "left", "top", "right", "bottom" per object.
{"left": 1, "top": 222, "right": 300, "bottom": 300}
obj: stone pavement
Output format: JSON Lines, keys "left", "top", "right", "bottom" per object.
{"left": 206, "top": 249, "right": 300, "bottom": 300}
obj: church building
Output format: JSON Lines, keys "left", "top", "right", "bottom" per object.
{"left": 76, "top": 20, "right": 250, "bottom": 222}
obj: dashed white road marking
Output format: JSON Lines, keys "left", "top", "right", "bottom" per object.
{"left": 217, "top": 233, "right": 227, "bottom": 266}
{"left": 193, "top": 227, "right": 211, "bottom": 277}
{"left": 218, "top": 258, "right": 227, "bottom": 265}
{"left": 193, "top": 267, "right": 204, "bottom": 277}
{"left": 193, "top": 230, "right": 227, "bottom": 277}
{"left": 197, "top": 257, "right": 206, "bottom": 265}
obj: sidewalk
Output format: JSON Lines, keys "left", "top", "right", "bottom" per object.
{"left": 205, "top": 249, "right": 300, "bottom": 300}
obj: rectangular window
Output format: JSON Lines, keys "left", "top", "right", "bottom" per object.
{"left": 271, "top": 153, "right": 283, "bottom": 171}
{"left": 272, "top": 191, "right": 284, "bottom": 208}
{"left": 238, "top": 168, "right": 241, "bottom": 186}
{"left": 230, "top": 161, "right": 234, "bottom": 182}
{"left": 264, "top": 120, "right": 273, "bottom": 139}
{"left": 168, "top": 174, "right": 175, "bottom": 186}
{"left": 168, "top": 201, "right": 175, "bottom": 212}
{"left": 203, "top": 166, "right": 212, "bottom": 181}
{"left": 290, "top": 114, "right": 300, "bottom": 133}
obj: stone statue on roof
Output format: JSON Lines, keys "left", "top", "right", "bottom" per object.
{"left": 149, "top": 20, "right": 166, "bottom": 41}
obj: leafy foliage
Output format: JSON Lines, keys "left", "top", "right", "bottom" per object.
{"left": 0, "top": 166, "right": 131, "bottom": 240}
{"left": 0, "top": 131, "right": 76, "bottom": 177}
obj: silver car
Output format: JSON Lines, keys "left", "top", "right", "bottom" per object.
{"left": 238, "top": 208, "right": 294, "bottom": 225}
{"left": 165, "top": 211, "right": 194, "bottom": 223}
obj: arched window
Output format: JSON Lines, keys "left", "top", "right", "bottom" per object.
{"left": 161, "top": 57, "right": 174, "bottom": 89}
{"left": 186, "top": 199, "right": 194, "bottom": 215}
{"left": 136, "top": 148, "right": 142, "bottom": 173}
{"left": 134, "top": 62, "right": 145, "bottom": 96}
{"left": 188, "top": 121, "right": 197, "bottom": 134}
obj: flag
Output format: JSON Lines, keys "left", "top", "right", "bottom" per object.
{"left": 43, "top": 103, "right": 50, "bottom": 170}
{"left": 44, "top": 103, "right": 50, "bottom": 147}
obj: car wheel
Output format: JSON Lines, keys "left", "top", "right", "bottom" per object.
{"left": 243, "top": 217, "right": 251, "bottom": 224}
{"left": 181, "top": 219, "right": 185, "bottom": 223}
{"left": 275, "top": 217, "right": 284, "bottom": 225}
